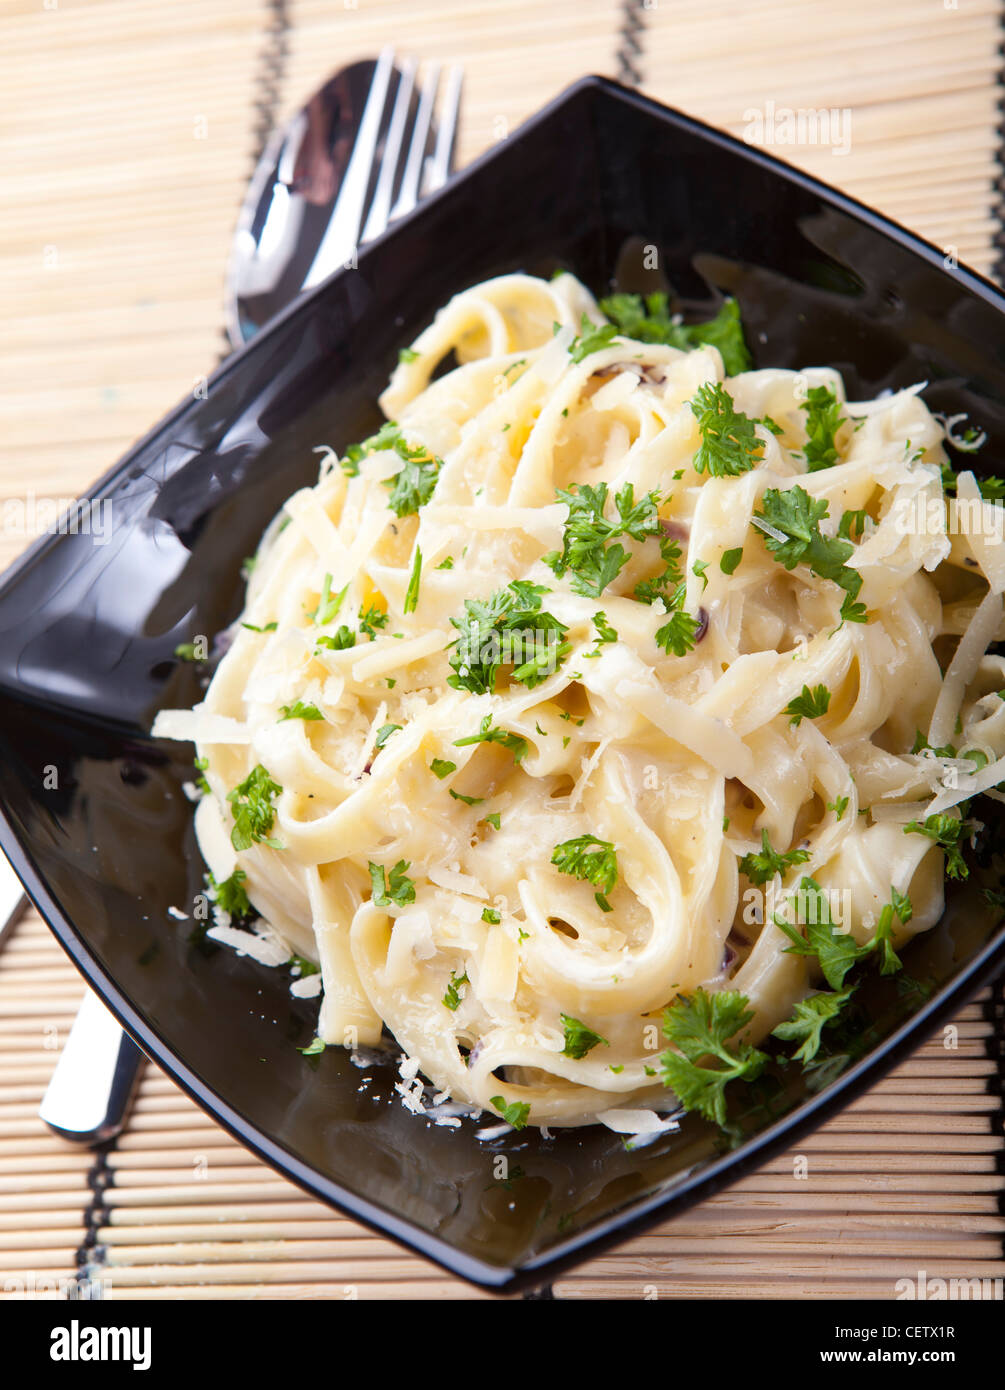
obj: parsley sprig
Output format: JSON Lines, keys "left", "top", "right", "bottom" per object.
{"left": 689, "top": 383, "right": 764, "bottom": 477}
{"left": 785, "top": 683, "right": 831, "bottom": 727}
{"left": 206, "top": 868, "right": 252, "bottom": 920}
{"left": 340, "top": 421, "right": 442, "bottom": 515}
{"left": 227, "top": 765, "right": 283, "bottom": 852}
{"left": 448, "top": 581, "right": 567, "bottom": 693}
{"left": 654, "top": 582, "right": 702, "bottom": 657}
{"left": 490, "top": 1096, "right": 531, "bottom": 1129}
{"left": 903, "top": 813, "right": 970, "bottom": 879}
{"left": 442, "top": 970, "right": 469, "bottom": 1012}
{"left": 754, "top": 485, "right": 866, "bottom": 625}
{"left": 368, "top": 860, "right": 416, "bottom": 908}
{"left": 774, "top": 880, "right": 913, "bottom": 988}
{"left": 801, "top": 385, "right": 846, "bottom": 472}
{"left": 568, "top": 313, "right": 618, "bottom": 363}
{"left": 279, "top": 700, "right": 324, "bottom": 722}
{"left": 738, "top": 829, "right": 811, "bottom": 886}
{"left": 598, "top": 294, "right": 751, "bottom": 375}
{"left": 660, "top": 989, "right": 768, "bottom": 1127}
{"left": 453, "top": 715, "right": 529, "bottom": 764}
{"left": 545, "top": 482, "right": 662, "bottom": 598}
{"left": 551, "top": 833, "right": 619, "bottom": 911}
{"left": 771, "top": 986, "right": 855, "bottom": 1064}
{"left": 560, "top": 1014, "right": 609, "bottom": 1059}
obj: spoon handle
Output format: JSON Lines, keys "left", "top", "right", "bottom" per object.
{"left": 39, "top": 989, "right": 145, "bottom": 1146}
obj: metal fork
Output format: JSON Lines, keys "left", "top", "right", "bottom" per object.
{"left": 302, "top": 50, "right": 463, "bottom": 289}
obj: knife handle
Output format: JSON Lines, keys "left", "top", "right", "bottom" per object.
{"left": 39, "top": 989, "right": 145, "bottom": 1145}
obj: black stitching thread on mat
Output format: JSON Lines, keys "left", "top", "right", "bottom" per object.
{"left": 614, "top": 0, "right": 647, "bottom": 88}
{"left": 250, "top": 0, "right": 291, "bottom": 170}
{"left": 218, "top": 0, "right": 292, "bottom": 362}
{"left": 73, "top": 1143, "right": 115, "bottom": 1298}
{"left": 993, "top": 4, "right": 1005, "bottom": 286}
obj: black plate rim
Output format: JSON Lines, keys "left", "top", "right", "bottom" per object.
{"left": 1, "top": 73, "right": 1004, "bottom": 1294}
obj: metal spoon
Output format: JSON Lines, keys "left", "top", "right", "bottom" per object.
{"left": 225, "top": 52, "right": 461, "bottom": 347}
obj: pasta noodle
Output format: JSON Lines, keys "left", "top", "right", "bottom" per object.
{"left": 153, "top": 271, "right": 1005, "bottom": 1130}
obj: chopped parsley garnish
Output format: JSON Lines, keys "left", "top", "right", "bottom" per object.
{"left": 384, "top": 442, "right": 440, "bottom": 515}
{"left": 174, "top": 642, "right": 205, "bottom": 662}
{"left": 827, "top": 796, "right": 849, "bottom": 821}
{"left": 193, "top": 756, "right": 211, "bottom": 796}
{"left": 398, "top": 347, "right": 420, "bottom": 364}
{"left": 560, "top": 1013, "right": 609, "bottom": 1059}
{"left": 315, "top": 625, "right": 356, "bottom": 651}
{"left": 449, "top": 788, "right": 483, "bottom": 805}
{"left": 585, "top": 609, "right": 619, "bottom": 658}
{"left": 738, "top": 829, "right": 811, "bottom": 886}
{"left": 903, "top": 814, "right": 969, "bottom": 879}
{"left": 442, "top": 970, "right": 469, "bottom": 1011}
{"left": 403, "top": 547, "right": 422, "bottom": 615}
{"left": 654, "top": 583, "right": 701, "bottom": 657}
{"left": 772, "top": 986, "right": 856, "bottom": 1064}
{"left": 453, "top": 715, "right": 529, "bottom": 764}
{"left": 873, "top": 888, "right": 913, "bottom": 975}
{"left": 545, "top": 482, "right": 662, "bottom": 598}
{"left": 911, "top": 730, "right": 957, "bottom": 759}
{"left": 241, "top": 620, "right": 278, "bottom": 633}
{"left": 490, "top": 1096, "right": 531, "bottom": 1129}
{"left": 940, "top": 461, "right": 1005, "bottom": 501}
{"left": 368, "top": 859, "right": 416, "bottom": 908}
{"left": 206, "top": 868, "right": 251, "bottom": 919}
{"left": 692, "top": 558, "right": 709, "bottom": 592}
{"left": 785, "top": 683, "right": 831, "bottom": 727}
{"left": 597, "top": 294, "right": 751, "bottom": 374}
{"left": 483, "top": 812, "right": 501, "bottom": 831}
{"left": 754, "top": 485, "right": 866, "bottom": 625}
{"left": 660, "top": 989, "right": 768, "bottom": 1127}
{"left": 311, "top": 573, "right": 348, "bottom": 626}
{"left": 279, "top": 700, "right": 324, "bottom": 722}
{"left": 374, "top": 723, "right": 401, "bottom": 750}
{"left": 568, "top": 312, "right": 618, "bottom": 363}
{"left": 226, "top": 765, "right": 282, "bottom": 852}
{"left": 720, "top": 547, "right": 743, "bottom": 575}
{"left": 551, "top": 833, "right": 618, "bottom": 911}
{"left": 838, "top": 508, "right": 868, "bottom": 541}
{"left": 448, "top": 581, "right": 567, "bottom": 693}
{"left": 359, "top": 603, "right": 389, "bottom": 640}
{"left": 299, "top": 1036, "right": 326, "bottom": 1056}
{"left": 341, "top": 422, "right": 443, "bottom": 515}
{"left": 430, "top": 758, "right": 456, "bottom": 779}
{"left": 774, "top": 878, "right": 873, "bottom": 989}
{"left": 801, "top": 385, "right": 846, "bottom": 472}
{"left": 482, "top": 907, "right": 501, "bottom": 924}
{"left": 689, "top": 383, "right": 764, "bottom": 477}
{"left": 436, "top": 556, "right": 454, "bottom": 570}
{"left": 634, "top": 531, "right": 684, "bottom": 605}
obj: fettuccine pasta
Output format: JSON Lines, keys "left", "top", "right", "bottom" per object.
{"left": 153, "top": 271, "right": 1005, "bottom": 1131}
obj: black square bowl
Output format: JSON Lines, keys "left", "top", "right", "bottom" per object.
{"left": 1, "top": 77, "right": 1003, "bottom": 1293}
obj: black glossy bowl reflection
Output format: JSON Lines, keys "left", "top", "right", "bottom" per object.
{"left": 0, "top": 77, "right": 1003, "bottom": 1292}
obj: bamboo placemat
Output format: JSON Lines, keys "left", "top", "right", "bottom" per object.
{"left": 1, "top": 0, "right": 1003, "bottom": 1300}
